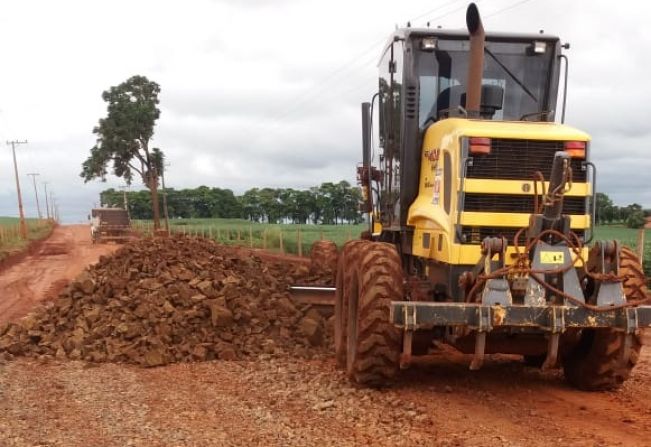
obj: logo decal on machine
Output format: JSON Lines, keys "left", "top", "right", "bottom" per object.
{"left": 425, "top": 148, "right": 440, "bottom": 162}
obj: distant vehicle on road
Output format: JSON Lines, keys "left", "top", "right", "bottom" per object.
{"left": 89, "top": 208, "right": 132, "bottom": 244}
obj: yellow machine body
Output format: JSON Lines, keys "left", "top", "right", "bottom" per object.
{"left": 407, "top": 118, "right": 591, "bottom": 265}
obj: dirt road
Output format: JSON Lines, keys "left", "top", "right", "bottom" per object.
{"left": 0, "top": 225, "right": 117, "bottom": 324}
{"left": 1, "top": 231, "right": 650, "bottom": 446}
{"left": 1, "top": 350, "right": 650, "bottom": 447}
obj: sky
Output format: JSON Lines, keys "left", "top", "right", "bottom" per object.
{"left": 0, "top": 0, "right": 649, "bottom": 223}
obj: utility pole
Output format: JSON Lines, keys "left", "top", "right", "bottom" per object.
{"left": 161, "top": 162, "right": 171, "bottom": 232}
{"left": 7, "top": 140, "right": 28, "bottom": 239}
{"left": 43, "top": 182, "right": 50, "bottom": 220}
{"left": 49, "top": 191, "right": 55, "bottom": 221}
{"left": 27, "top": 172, "right": 42, "bottom": 219}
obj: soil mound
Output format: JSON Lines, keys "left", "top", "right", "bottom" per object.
{"left": 0, "top": 236, "right": 327, "bottom": 366}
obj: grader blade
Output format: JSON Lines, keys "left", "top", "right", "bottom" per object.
{"left": 288, "top": 285, "right": 335, "bottom": 317}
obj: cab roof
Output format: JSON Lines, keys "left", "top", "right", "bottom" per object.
{"left": 384, "top": 27, "right": 560, "bottom": 51}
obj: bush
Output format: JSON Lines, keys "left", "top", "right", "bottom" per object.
{"left": 626, "top": 210, "right": 646, "bottom": 229}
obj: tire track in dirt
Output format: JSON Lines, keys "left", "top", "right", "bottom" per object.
{"left": 0, "top": 225, "right": 117, "bottom": 324}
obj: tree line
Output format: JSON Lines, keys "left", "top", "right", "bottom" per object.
{"left": 99, "top": 180, "right": 364, "bottom": 224}
{"left": 596, "top": 193, "right": 649, "bottom": 228}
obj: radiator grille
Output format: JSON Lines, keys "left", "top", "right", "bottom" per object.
{"left": 466, "top": 139, "right": 587, "bottom": 182}
{"left": 463, "top": 193, "right": 587, "bottom": 215}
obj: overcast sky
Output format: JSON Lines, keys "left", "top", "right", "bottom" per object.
{"left": 0, "top": 0, "right": 649, "bottom": 223}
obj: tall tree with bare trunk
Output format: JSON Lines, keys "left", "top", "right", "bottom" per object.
{"left": 81, "top": 75, "right": 164, "bottom": 229}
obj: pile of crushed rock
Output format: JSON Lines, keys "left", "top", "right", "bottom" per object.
{"left": 0, "top": 236, "right": 330, "bottom": 367}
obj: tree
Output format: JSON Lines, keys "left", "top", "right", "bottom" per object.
{"left": 81, "top": 75, "right": 164, "bottom": 229}
{"left": 627, "top": 210, "right": 646, "bottom": 229}
{"left": 240, "top": 188, "right": 263, "bottom": 222}
{"left": 98, "top": 180, "right": 364, "bottom": 223}
{"left": 625, "top": 203, "right": 645, "bottom": 229}
{"left": 595, "top": 192, "right": 613, "bottom": 225}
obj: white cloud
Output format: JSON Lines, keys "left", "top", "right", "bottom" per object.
{"left": 0, "top": 0, "right": 649, "bottom": 223}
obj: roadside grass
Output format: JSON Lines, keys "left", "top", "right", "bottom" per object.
{"left": 0, "top": 217, "right": 55, "bottom": 261}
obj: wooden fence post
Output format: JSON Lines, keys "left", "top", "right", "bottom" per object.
{"left": 263, "top": 229, "right": 267, "bottom": 250}
{"left": 637, "top": 228, "right": 646, "bottom": 263}
{"left": 279, "top": 229, "right": 284, "bottom": 254}
{"left": 249, "top": 225, "right": 253, "bottom": 248}
{"left": 297, "top": 226, "right": 302, "bottom": 257}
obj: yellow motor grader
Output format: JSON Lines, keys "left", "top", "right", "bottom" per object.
{"left": 334, "top": 3, "right": 650, "bottom": 390}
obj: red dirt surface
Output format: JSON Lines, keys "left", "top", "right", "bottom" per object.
{"left": 1, "top": 351, "right": 650, "bottom": 446}
{"left": 0, "top": 225, "right": 117, "bottom": 324}
{"left": 1, "top": 231, "right": 650, "bottom": 446}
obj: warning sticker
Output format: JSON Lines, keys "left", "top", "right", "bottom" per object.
{"left": 540, "top": 251, "right": 565, "bottom": 264}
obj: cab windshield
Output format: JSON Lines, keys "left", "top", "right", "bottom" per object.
{"left": 417, "top": 38, "right": 554, "bottom": 126}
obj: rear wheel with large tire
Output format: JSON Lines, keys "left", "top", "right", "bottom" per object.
{"left": 346, "top": 242, "right": 402, "bottom": 386}
{"left": 563, "top": 246, "right": 647, "bottom": 391}
{"left": 334, "top": 240, "right": 367, "bottom": 368}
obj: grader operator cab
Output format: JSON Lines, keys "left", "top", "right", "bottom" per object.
{"left": 336, "top": 3, "right": 650, "bottom": 390}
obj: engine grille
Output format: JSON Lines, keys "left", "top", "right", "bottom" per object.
{"left": 466, "top": 139, "right": 587, "bottom": 182}
{"left": 460, "top": 226, "right": 586, "bottom": 245}
{"left": 463, "top": 193, "right": 587, "bottom": 215}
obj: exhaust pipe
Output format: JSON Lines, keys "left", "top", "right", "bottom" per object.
{"left": 360, "top": 102, "right": 372, "bottom": 213}
{"left": 465, "top": 3, "right": 485, "bottom": 115}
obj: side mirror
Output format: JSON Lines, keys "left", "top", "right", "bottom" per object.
{"left": 480, "top": 84, "right": 504, "bottom": 118}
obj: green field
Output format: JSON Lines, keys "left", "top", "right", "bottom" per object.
{"left": 594, "top": 225, "right": 650, "bottom": 274}
{"left": 0, "top": 217, "right": 55, "bottom": 261}
{"left": 134, "top": 218, "right": 650, "bottom": 274}
{"left": 134, "top": 218, "right": 366, "bottom": 256}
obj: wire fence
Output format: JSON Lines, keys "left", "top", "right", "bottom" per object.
{"left": 132, "top": 221, "right": 361, "bottom": 257}
{"left": 131, "top": 221, "right": 651, "bottom": 275}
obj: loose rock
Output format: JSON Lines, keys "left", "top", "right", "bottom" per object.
{"left": 0, "top": 236, "right": 331, "bottom": 367}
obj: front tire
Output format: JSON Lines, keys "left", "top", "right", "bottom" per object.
{"left": 563, "top": 246, "right": 647, "bottom": 391}
{"left": 334, "top": 240, "right": 366, "bottom": 369}
{"left": 346, "top": 242, "right": 402, "bottom": 386}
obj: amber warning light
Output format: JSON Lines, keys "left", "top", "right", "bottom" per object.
{"left": 469, "top": 137, "right": 491, "bottom": 155}
{"left": 564, "top": 141, "right": 586, "bottom": 158}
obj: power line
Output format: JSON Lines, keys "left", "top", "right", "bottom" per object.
{"left": 484, "top": 0, "right": 535, "bottom": 19}
{"left": 257, "top": 1, "right": 476, "bottom": 142}
{"left": 267, "top": 0, "right": 470, "bottom": 126}
{"left": 267, "top": 0, "right": 538, "bottom": 132}
{"left": 410, "top": 0, "right": 467, "bottom": 24}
